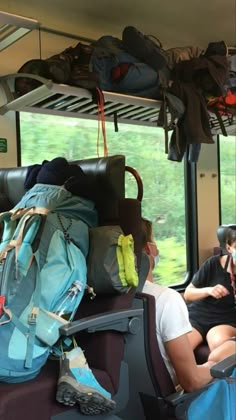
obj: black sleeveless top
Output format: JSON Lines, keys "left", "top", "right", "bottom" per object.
{"left": 187, "top": 255, "right": 236, "bottom": 324}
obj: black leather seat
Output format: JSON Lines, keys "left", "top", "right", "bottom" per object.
{"left": 0, "top": 155, "right": 148, "bottom": 420}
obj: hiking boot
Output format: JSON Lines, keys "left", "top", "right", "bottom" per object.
{"left": 46, "top": 43, "right": 93, "bottom": 84}
{"left": 16, "top": 59, "right": 52, "bottom": 96}
{"left": 56, "top": 347, "right": 116, "bottom": 415}
{"left": 204, "top": 41, "right": 228, "bottom": 57}
{"left": 122, "top": 26, "right": 167, "bottom": 71}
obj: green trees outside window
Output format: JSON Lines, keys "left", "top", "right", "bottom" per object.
{"left": 20, "top": 114, "right": 236, "bottom": 286}
{"left": 219, "top": 135, "right": 236, "bottom": 225}
{"left": 20, "top": 115, "right": 236, "bottom": 286}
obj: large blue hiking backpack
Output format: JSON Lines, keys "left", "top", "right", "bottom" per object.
{"left": 175, "top": 367, "right": 236, "bottom": 420}
{"left": 0, "top": 183, "right": 97, "bottom": 383}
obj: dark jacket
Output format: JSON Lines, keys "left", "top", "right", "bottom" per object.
{"left": 168, "top": 55, "right": 229, "bottom": 162}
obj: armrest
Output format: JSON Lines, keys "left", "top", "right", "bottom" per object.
{"left": 165, "top": 383, "right": 213, "bottom": 412}
{"left": 166, "top": 354, "right": 236, "bottom": 411}
{"left": 59, "top": 308, "right": 143, "bottom": 336}
{"left": 210, "top": 354, "right": 236, "bottom": 378}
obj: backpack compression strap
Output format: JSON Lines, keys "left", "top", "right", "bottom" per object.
{"left": 0, "top": 208, "right": 49, "bottom": 276}
{"left": 0, "top": 208, "right": 49, "bottom": 368}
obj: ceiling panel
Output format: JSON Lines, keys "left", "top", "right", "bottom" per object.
{"left": 0, "top": 0, "right": 235, "bottom": 75}
{"left": 0, "top": 0, "right": 235, "bottom": 47}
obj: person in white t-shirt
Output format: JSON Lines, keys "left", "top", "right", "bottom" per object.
{"left": 141, "top": 218, "right": 215, "bottom": 392}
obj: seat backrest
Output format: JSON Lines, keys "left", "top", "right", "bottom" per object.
{"left": 0, "top": 155, "right": 125, "bottom": 223}
{"left": 0, "top": 154, "right": 142, "bottom": 267}
{"left": 0, "top": 155, "right": 144, "bottom": 406}
{"left": 135, "top": 292, "right": 176, "bottom": 398}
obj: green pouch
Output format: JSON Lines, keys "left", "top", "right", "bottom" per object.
{"left": 87, "top": 225, "right": 138, "bottom": 295}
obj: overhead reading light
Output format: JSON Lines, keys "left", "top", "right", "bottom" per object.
{"left": 0, "top": 11, "right": 39, "bottom": 51}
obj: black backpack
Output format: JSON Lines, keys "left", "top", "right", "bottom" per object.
{"left": 15, "top": 42, "right": 99, "bottom": 96}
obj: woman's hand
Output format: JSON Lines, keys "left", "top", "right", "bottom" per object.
{"left": 208, "top": 284, "right": 229, "bottom": 299}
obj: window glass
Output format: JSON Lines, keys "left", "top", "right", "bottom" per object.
{"left": 219, "top": 135, "right": 236, "bottom": 224}
{"left": 20, "top": 112, "right": 187, "bottom": 286}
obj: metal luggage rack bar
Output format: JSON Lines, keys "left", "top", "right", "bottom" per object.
{"left": 208, "top": 112, "right": 236, "bottom": 136}
{"left": 0, "top": 11, "right": 39, "bottom": 51}
{"left": 0, "top": 10, "right": 94, "bottom": 52}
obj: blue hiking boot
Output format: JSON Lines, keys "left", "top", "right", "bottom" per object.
{"left": 122, "top": 26, "right": 167, "bottom": 71}
{"left": 56, "top": 347, "right": 116, "bottom": 415}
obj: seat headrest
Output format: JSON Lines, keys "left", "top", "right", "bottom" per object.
{"left": 0, "top": 155, "right": 125, "bottom": 224}
{"left": 217, "top": 224, "right": 236, "bottom": 254}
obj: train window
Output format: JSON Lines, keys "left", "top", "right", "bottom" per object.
{"left": 219, "top": 135, "right": 236, "bottom": 224}
{"left": 20, "top": 112, "right": 187, "bottom": 287}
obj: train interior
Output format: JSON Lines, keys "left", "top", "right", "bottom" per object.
{"left": 0, "top": 1, "right": 235, "bottom": 419}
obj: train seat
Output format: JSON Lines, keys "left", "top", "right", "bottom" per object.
{"left": 0, "top": 154, "right": 149, "bottom": 420}
{"left": 132, "top": 288, "right": 235, "bottom": 420}
{"left": 133, "top": 291, "right": 176, "bottom": 419}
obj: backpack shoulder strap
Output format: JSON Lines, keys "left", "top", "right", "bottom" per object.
{"left": 157, "top": 89, "right": 185, "bottom": 154}
{"left": 0, "top": 211, "right": 17, "bottom": 253}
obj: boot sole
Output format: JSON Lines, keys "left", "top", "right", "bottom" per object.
{"left": 56, "top": 376, "right": 116, "bottom": 415}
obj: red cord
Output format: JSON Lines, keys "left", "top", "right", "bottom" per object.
{"left": 96, "top": 88, "right": 108, "bottom": 157}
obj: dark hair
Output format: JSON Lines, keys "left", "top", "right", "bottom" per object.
{"left": 225, "top": 227, "right": 236, "bottom": 246}
{"left": 141, "top": 218, "right": 153, "bottom": 247}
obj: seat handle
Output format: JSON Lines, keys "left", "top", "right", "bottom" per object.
{"left": 125, "top": 166, "right": 143, "bottom": 202}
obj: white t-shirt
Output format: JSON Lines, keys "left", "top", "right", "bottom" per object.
{"left": 142, "top": 280, "right": 192, "bottom": 385}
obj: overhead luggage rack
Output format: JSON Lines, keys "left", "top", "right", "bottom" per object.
{"left": 0, "top": 73, "right": 235, "bottom": 134}
{"left": 0, "top": 73, "right": 163, "bottom": 126}
{"left": 0, "top": 11, "right": 39, "bottom": 51}
{"left": 0, "top": 11, "right": 235, "bottom": 135}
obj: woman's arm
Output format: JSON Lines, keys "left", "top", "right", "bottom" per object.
{"left": 184, "top": 282, "right": 229, "bottom": 303}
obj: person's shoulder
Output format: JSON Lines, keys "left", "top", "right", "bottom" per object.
{"left": 161, "top": 286, "right": 185, "bottom": 305}
{"left": 143, "top": 280, "right": 180, "bottom": 300}
{"left": 199, "top": 254, "right": 219, "bottom": 269}
{"left": 142, "top": 280, "right": 167, "bottom": 298}
{"left": 207, "top": 255, "right": 219, "bottom": 262}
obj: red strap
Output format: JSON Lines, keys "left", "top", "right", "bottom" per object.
{"left": 0, "top": 295, "right": 6, "bottom": 316}
{"left": 96, "top": 88, "right": 108, "bottom": 157}
{"left": 111, "top": 63, "right": 131, "bottom": 82}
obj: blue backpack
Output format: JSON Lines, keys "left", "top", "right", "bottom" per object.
{"left": 175, "top": 368, "right": 236, "bottom": 420}
{"left": 90, "top": 35, "right": 161, "bottom": 99}
{"left": 0, "top": 184, "right": 97, "bottom": 383}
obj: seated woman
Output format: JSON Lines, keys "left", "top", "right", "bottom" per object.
{"left": 184, "top": 226, "right": 236, "bottom": 352}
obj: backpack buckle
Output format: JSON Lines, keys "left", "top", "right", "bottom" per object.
{"left": 28, "top": 307, "right": 39, "bottom": 325}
